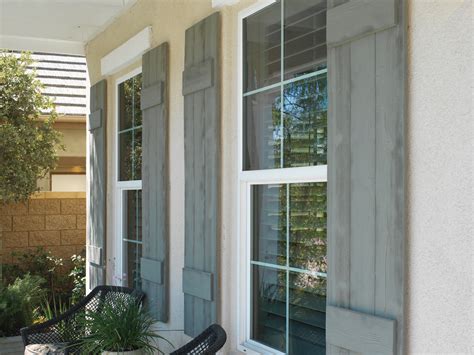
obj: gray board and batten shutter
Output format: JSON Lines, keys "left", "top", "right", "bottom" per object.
{"left": 141, "top": 43, "right": 169, "bottom": 322}
{"left": 88, "top": 80, "right": 107, "bottom": 290}
{"left": 183, "top": 12, "right": 221, "bottom": 338}
{"left": 327, "top": 0, "right": 406, "bottom": 354}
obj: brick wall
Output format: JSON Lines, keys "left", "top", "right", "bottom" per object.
{"left": 0, "top": 192, "right": 86, "bottom": 264}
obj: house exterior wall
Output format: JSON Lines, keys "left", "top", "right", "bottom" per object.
{"left": 406, "top": 0, "right": 473, "bottom": 353}
{"left": 84, "top": 0, "right": 473, "bottom": 353}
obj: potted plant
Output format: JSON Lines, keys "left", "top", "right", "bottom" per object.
{"left": 74, "top": 296, "right": 171, "bottom": 354}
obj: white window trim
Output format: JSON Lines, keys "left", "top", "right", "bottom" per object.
{"left": 101, "top": 27, "right": 151, "bottom": 76}
{"left": 113, "top": 67, "right": 143, "bottom": 287}
{"left": 236, "top": 1, "right": 328, "bottom": 354}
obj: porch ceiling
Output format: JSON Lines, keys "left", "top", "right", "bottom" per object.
{"left": 0, "top": 0, "right": 137, "bottom": 55}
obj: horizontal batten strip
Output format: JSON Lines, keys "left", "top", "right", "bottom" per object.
{"left": 182, "top": 268, "right": 214, "bottom": 301}
{"left": 327, "top": 0, "right": 397, "bottom": 47}
{"left": 326, "top": 306, "right": 396, "bottom": 353}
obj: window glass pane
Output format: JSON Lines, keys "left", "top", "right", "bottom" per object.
{"left": 252, "top": 184, "right": 287, "bottom": 266}
{"left": 243, "top": 1, "right": 281, "bottom": 93}
{"left": 288, "top": 271, "right": 326, "bottom": 354}
{"left": 118, "top": 74, "right": 142, "bottom": 131}
{"left": 118, "top": 81, "right": 133, "bottom": 131}
{"left": 283, "top": 73, "right": 328, "bottom": 168}
{"left": 125, "top": 241, "right": 142, "bottom": 290}
{"left": 134, "top": 128, "right": 142, "bottom": 180}
{"left": 251, "top": 265, "right": 286, "bottom": 353}
{"left": 123, "top": 189, "right": 142, "bottom": 290}
{"left": 119, "top": 131, "right": 133, "bottom": 181}
{"left": 251, "top": 182, "right": 327, "bottom": 353}
{"left": 289, "top": 182, "right": 326, "bottom": 270}
{"left": 284, "top": 0, "right": 327, "bottom": 80}
{"left": 243, "top": 87, "right": 281, "bottom": 170}
{"left": 118, "top": 73, "right": 142, "bottom": 181}
{"left": 123, "top": 190, "right": 142, "bottom": 242}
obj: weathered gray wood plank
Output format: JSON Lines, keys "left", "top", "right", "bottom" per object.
{"left": 327, "top": 42, "right": 352, "bottom": 355}
{"left": 88, "top": 109, "right": 102, "bottom": 131}
{"left": 375, "top": 25, "right": 406, "bottom": 355}
{"left": 182, "top": 59, "right": 214, "bottom": 95}
{"left": 327, "top": 0, "right": 397, "bottom": 47}
{"left": 141, "top": 257, "right": 163, "bottom": 285}
{"left": 141, "top": 81, "right": 163, "bottom": 110}
{"left": 88, "top": 79, "right": 106, "bottom": 290}
{"left": 183, "top": 12, "right": 220, "bottom": 338}
{"left": 141, "top": 42, "right": 169, "bottom": 322}
{"left": 326, "top": 306, "right": 396, "bottom": 354}
{"left": 349, "top": 34, "right": 376, "bottom": 315}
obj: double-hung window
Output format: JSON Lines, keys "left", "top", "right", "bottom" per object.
{"left": 116, "top": 69, "right": 143, "bottom": 290}
{"left": 238, "top": 0, "right": 328, "bottom": 353}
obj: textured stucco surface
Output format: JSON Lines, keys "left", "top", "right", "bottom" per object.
{"left": 406, "top": 0, "right": 473, "bottom": 353}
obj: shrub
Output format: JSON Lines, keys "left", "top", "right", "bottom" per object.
{"left": 69, "top": 253, "right": 86, "bottom": 304}
{"left": 3, "top": 247, "right": 71, "bottom": 303}
{"left": 0, "top": 274, "right": 46, "bottom": 336}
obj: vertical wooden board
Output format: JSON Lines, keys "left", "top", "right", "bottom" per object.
{"left": 375, "top": 27, "right": 405, "bottom": 355}
{"left": 349, "top": 34, "right": 376, "bottom": 315}
{"left": 327, "top": 43, "right": 352, "bottom": 355}
{"left": 141, "top": 43, "right": 169, "bottom": 321}
{"left": 88, "top": 79, "right": 106, "bottom": 290}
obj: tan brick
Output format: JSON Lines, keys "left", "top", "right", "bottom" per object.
{"left": 3, "top": 231, "right": 28, "bottom": 248}
{"left": 13, "top": 215, "right": 45, "bottom": 231}
{"left": 0, "top": 216, "right": 12, "bottom": 232}
{"left": 29, "top": 199, "right": 60, "bottom": 215}
{"left": 29, "top": 230, "right": 60, "bottom": 246}
{"left": 76, "top": 215, "right": 86, "bottom": 229}
{"left": 0, "top": 202, "right": 28, "bottom": 215}
{"left": 46, "top": 215, "right": 76, "bottom": 230}
{"left": 61, "top": 230, "right": 86, "bottom": 245}
{"left": 61, "top": 199, "right": 86, "bottom": 215}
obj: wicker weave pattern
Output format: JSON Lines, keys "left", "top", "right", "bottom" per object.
{"left": 20, "top": 286, "right": 145, "bottom": 353}
{"left": 170, "top": 324, "right": 226, "bottom": 355}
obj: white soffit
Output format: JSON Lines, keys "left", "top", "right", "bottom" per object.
{"left": 212, "top": 0, "right": 240, "bottom": 8}
{"left": 0, "top": 0, "right": 138, "bottom": 55}
{"left": 100, "top": 26, "right": 152, "bottom": 76}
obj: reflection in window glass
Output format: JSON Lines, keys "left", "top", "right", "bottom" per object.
{"left": 123, "top": 190, "right": 142, "bottom": 290}
{"left": 251, "top": 182, "right": 327, "bottom": 354}
{"left": 284, "top": 0, "right": 327, "bottom": 79}
{"left": 243, "top": 1, "right": 281, "bottom": 92}
{"left": 283, "top": 74, "right": 327, "bottom": 167}
{"left": 244, "top": 88, "right": 281, "bottom": 170}
{"left": 118, "top": 73, "right": 142, "bottom": 181}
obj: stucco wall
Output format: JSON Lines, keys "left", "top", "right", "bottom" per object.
{"left": 85, "top": 0, "right": 473, "bottom": 353}
{"left": 406, "top": 0, "right": 473, "bottom": 353}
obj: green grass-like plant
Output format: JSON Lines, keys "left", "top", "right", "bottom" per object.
{"left": 73, "top": 295, "right": 171, "bottom": 354}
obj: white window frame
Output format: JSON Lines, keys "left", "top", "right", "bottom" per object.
{"left": 236, "top": 1, "right": 328, "bottom": 354}
{"left": 114, "top": 67, "right": 143, "bottom": 287}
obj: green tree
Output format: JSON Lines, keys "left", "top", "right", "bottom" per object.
{"left": 0, "top": 51, "right": 63, "bottom": 203}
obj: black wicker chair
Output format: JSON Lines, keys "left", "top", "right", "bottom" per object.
{"left": 170, "top": 324, "right": 227, "bottom": 355}
{"left": 20, "top": 285, "right": 145, "bottom": 352}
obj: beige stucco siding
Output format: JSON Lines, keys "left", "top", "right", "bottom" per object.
{"left": 406, "top": 0, "right": 473, "bottom": 353}
{"left": 85, "top": 0, "right": 473, "bottom": 353}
